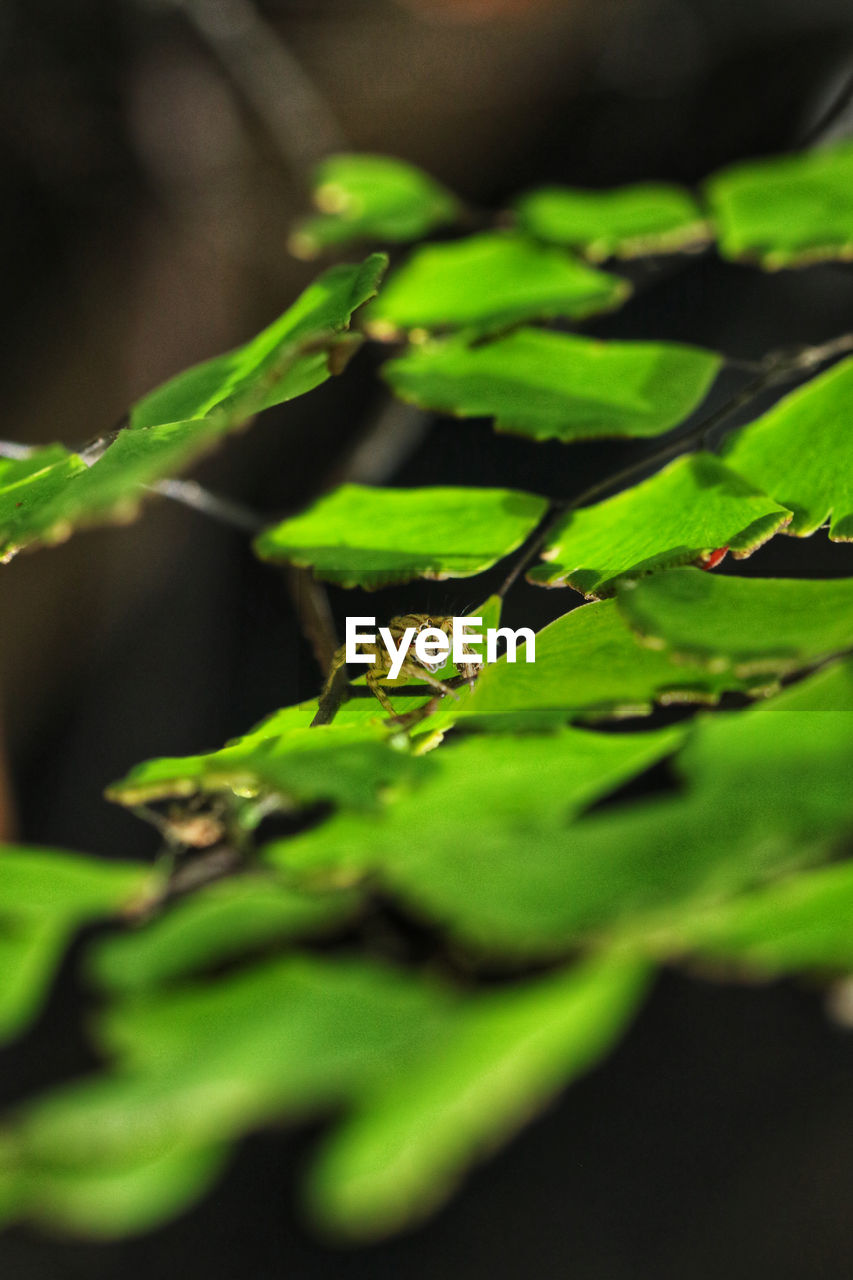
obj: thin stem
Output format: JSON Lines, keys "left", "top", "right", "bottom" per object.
{"left": 168, "top": 0, "right": 347, "bottom": 173}
{"left": 797, "top": 67, "right": 853, "bottom": 148}
{"left": 150, "top": 477, "right": 266, "bottom": 532}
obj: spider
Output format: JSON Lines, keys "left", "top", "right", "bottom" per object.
{"left": 315, "top": 614, "right": 480, "bottom": 725}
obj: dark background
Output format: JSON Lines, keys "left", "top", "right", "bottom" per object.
{"left": 1, "top": 0, "right": 853, "bottom": 1275}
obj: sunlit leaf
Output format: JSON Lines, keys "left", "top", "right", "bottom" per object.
{"left": 721, "top": 355, "right": 853, "bottom": 539}
{"left": 364, "top": 232, "right": 629, "bottom": 338}
{"left": 617, "top": 568, "right": 853, "bottom": 673}
{"left": 515, "top": 182, "right": 709, "bottom": 260}
{"left": 455, "top": 597, "right": 762, "bottom": 731}
{"left": 706, "top": 139, "right": 853, "bottom": 267}
{"left": 131, "top": 254, "right": 387, "bottom": 428}
{"left": 253, "top": 483, "right": 548, "bottom": 588}
{"left": 383, "top": 329, "right": 721, "bottom": 442}
{"left": 307, "top": 956, "right": 649, "bottom": 1238}
{"left": 529, "top": 452, "right": 790, "bottom": 595}
{"left": 0, "top": 258, "right": 386, "bottom": 562}
{"left": 289, "top": 154, "right": 460, "bottom": 258}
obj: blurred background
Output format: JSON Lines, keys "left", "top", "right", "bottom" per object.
{"left": 1, "top": 0, "right": 853, "bottom": 1275}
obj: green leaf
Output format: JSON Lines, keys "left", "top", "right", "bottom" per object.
{"left": 382, "top": 329, "right": 721, "bottom": 442}
{"left": 456, "top": 598, "right": 763, "bottom": 731}
{"left": 0, "top": 447, "right": 89, "bottom": 563}
{"left": 289, "top": 154, "right": 460, "bottom": 258}
{"left": 307, "top": 956, "right": 649, "bottom": 1238}
{"left": 0, "top": 846, "right": 153, "bottom": 922}
{"left": 529, "top": 452, "right": 791, "bottom": 595}
{"left": 88, "top": 876, "right": 361, "bottom": 994}
{"left": 635, "top": 860, "right": 853, "bottom": 976}
{"left": 252, "top": 483, "right": 548, "bottom": 588}
{"left": 0, "top": 258, "right": 386, "bottom": 563}
{"left": 0, "top": 846, "right": 154, "bottom": 1043}
{"left": 273, "top": 662, "right": 853, "bottom": 957}
{"left": 706, "top": 139, "right": 853, "bottom": 267}
{"left": 1, "top": 953, "right": 648, "bottom": 1240}
{"left": 617, "top": 568, "right": 853, "bottom": 674}
{"left": 267, "top": 721, "right": 688, "bottom": 885}
{"left": 514, "top": 182, "right": 709, "bottom": 260}
{"left": 10, "top": 1142, "right": 229, "bottom": 1241}
{"left": 5, "top": 957, "right": 452, "bottom": 1175}
{"left": 106, "top": 724, "right": 425, "bottom": 814}
{"left": 131, "top": 254, "right": 387, "bottom": 428}
{"left": 364, "top": 232, "right": 629, "bottom": 338}
{"left": 721, "top": 355, "right": 853, "bottom": 539}
{"left": 0, "top": 918, "right": 70, "bottom": 1047}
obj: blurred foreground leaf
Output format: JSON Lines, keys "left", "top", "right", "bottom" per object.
{"left": 0, "top": 847, "right": 153, "bottom": 1043}
{"left": 89, "top": 875, "right": 361, "bottom": 994}
{"left": 273, "top": 661, "right": 853, "bottom": 957}
{"left": 1, "top": 950, "right": 647, "bottom": 1240}
{"left": 307, "top": 956, "right": 649, "bottom": 1238}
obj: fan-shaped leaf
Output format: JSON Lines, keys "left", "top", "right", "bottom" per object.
{"left": 289, "top": 154, "right": 459, "bottom": 258}
{"left": 131, "top": 254, "right": 387, "bottom": 428}
{"left": 617, "top": 568, "right": 853, "bottom": 673}
{"left": 364, "top": 232, "right": 629, "bottom": 338}
{"left": 455, "top": 598, "right": 763, "bottom": 731}
{"left": 529, "top": 452, "right": 790, "bottom": 595}
{"left": 253, "top": 483, "right": 548, "bottom": 588}
{"left": 515, "top": 182, "right": 709, "bottom": 260}
{"left": 721, "top": 355, "right": 853, "bottom": 539}
{"left": 0, "top": 257, "right": 386, "bottom": 562}
{"left": 706, "top": 140, "right": 853, "bottom": 267}
{"left": 383, "top": 329, "right": 721, "bottom": 442}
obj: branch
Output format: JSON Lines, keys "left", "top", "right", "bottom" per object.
{"left": 797, "top": 67, "right": 853, "bottom": 148}
{"left": 150, "top": 477, "right": 266, "bottom": 532}
{"left": 165, "top": 0, "right": 347, "bottom": 173}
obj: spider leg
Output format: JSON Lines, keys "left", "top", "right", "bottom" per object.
{"left": 312, "top": 645, "right": 351, "bottom": 727}
{"left": 366, "top": 669, "right": 400, "bottom": 717}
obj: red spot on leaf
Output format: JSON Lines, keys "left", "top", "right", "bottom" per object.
{"left": 701, "top": 546, "right": 729, "bottom": 570}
